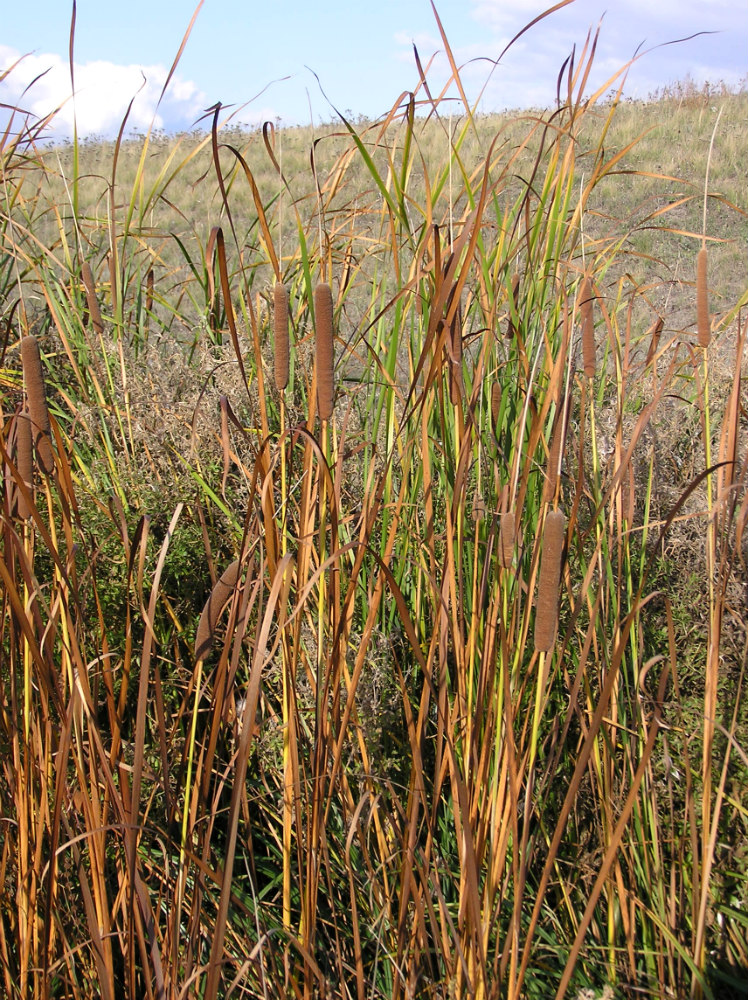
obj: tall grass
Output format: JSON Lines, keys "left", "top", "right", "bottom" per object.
{"left": 1, "top": 8, "right": 747, "bottom": 999}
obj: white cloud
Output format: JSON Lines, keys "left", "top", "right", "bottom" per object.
{"left": 0, "top": 45, "right": 207, "bottom": 138}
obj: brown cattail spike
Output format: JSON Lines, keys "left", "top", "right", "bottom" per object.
{"left": 696, "top": 247, "right": 710, "bottom": 347}
{"left": 315, "top": 282, "right": 334, "bottom": 420}
{"left": 534, "top": 509, "right": 566, "bottom": 652}
{"left": 273, "top": 282, "right": 290, "bottom": 392}
{"left": 80, "top": 261, "right": 103, "bottom": 335}
{"left": 195, "top": 560, "right": 241, "bottom": 661}
{"left": 15, "top": 411, "right": 33, "bottom": 520}
{"left": 580, "top": 277, "right": 596, "bottom": 379}
{"left": 499, "top": 511, "right": 515, "bottom": 568}
{"left": 490, "top": 382, "right": 502, "bottom": 440}
{"left": 20, "top": 335, "right": 54, "bottom": 476}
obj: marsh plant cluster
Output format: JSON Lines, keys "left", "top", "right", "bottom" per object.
{"left": 1, "top": 9, "right": 747, "bottom": 999}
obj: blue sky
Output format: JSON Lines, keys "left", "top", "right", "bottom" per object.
{"left": 1, "top": 0, "right": 745, "bottom": 138}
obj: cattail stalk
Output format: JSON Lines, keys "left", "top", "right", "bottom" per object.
{"left": 534, "top": 510, "right": 566, "bottom": 652}
{"left": 195, "top": 560, "right": 241, "bottom": 661}
{"left": 20, "top": 335, "right": 54, "bottom": 475}
{"left": 315, "top": 282, "right": 334, "bottom": 420}
{"left": 273, "top": 282, "right": 290, "bottom": 391}
{"left": 580, "top": 276, "right": 596, "bottom": 379}
{"left": 80, "top": 261, "right": 103, "bottom": 335}
{"left": 696, "top": 247, "right": 710, "bottom": 347}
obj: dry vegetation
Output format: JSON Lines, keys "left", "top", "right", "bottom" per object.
{"left": 1, "top": 12, "right": 747, "bottom": 1000}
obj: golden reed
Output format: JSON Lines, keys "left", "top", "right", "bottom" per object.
{"left": 534, "top": 509, "right": 565, "bottom": 652}
{"left": 20, "top": 335, "right": 54, "bottom": 475}
{"left": 315, "top": 282, "right": 334, "bottom": 420}
{"left": 273, "top": 282, "right": 289, "bottom": 392}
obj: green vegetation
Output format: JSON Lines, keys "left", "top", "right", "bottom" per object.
{"left": 1, "top": 15, "right": 746, "bottom": 1000}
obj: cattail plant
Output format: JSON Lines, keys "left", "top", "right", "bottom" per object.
{"left": 195, "top": 560, "right": 241, "bottom": 661}
{"left": 273, "top": 282, "right": 290, "bottom": 392}
{"left": 499, "top": 510, "right": 515, "bottom": 568}
{"left": 20, "top": 335, "right": 54, "bottom": 476}
{"left": 491, "top": 382, "right": 502, "bottom": 436}
{"left": 696, "top": 246, "right": 710, "bottom": 347}
{"left": 580, "top": 276, "right": 596, "bottom": 378}
{"left": 80, "top": 260, "right": 104, "bottom": 335}
{"left": 14, "top": 411, "right": 33, "bottom": 519}
{"left": 315, "top": 282, "right": 334, "bottom": 420}
{"left": 534, "top": 509, "right": 565, "bottom": 652}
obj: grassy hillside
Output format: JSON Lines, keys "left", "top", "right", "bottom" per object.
{"left": 1, "top": 29, "right": 746, "bottom": 1000}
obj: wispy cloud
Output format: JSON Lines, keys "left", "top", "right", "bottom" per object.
{"left": 0, "top": 45, "right": 207, "bottom": 138}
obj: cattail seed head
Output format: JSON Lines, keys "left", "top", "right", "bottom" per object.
{"left": 491, "top": 382, "right": 502, "bottom": 437}
{"left": 195, "top": 560, "right": 241, "bottom": 661}
{"left": 499, "top": 510, "right": 515, "bottom": 568}
{"left": 534, "top": 509, "right": 566, "bottom": 652}
{"left": 80, "top": 261, "right": 103, "bottom": 335}
{"left": 315, "top": 282, "right": 334, "bottom": 421}
{"left": 273, "top": 282, "right": 290, "bottom": 392}
{"left": 696, "top": 247, "right": 710, "bottom": 347}
{"left": 580, "top": 277, "right": 596, "bottom": 379}
{"left": 20, "top": 335, "right": 54, "bottom": 476}
{"left": 14, "top": 411, "right": 33, "bottom": 520}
